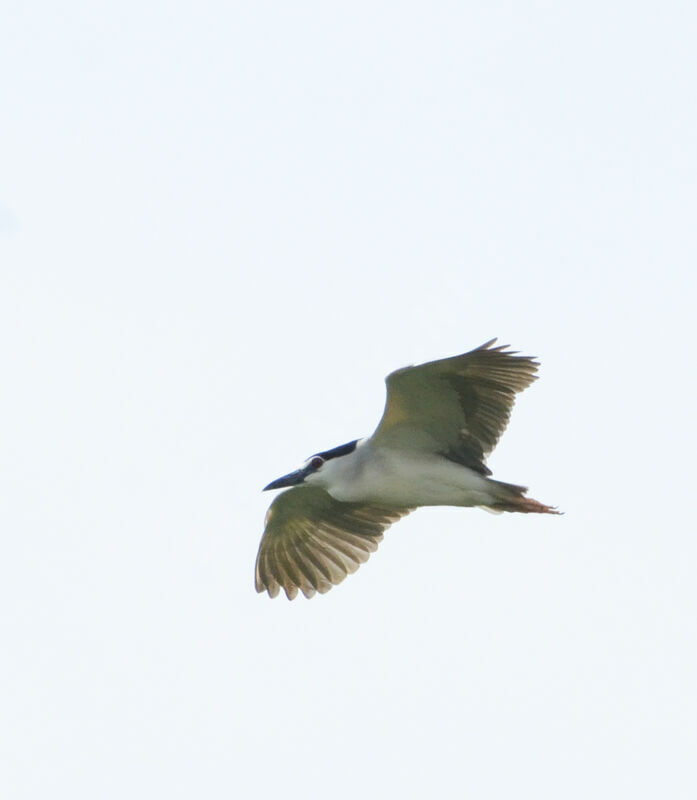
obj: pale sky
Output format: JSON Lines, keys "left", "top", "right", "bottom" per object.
{"left": 2, "top": 2, "right": 696, "bottom": 798}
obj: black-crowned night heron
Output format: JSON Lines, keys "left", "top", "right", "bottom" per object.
{"left": 256, "top": 339, "right": 558, "bottom": 599}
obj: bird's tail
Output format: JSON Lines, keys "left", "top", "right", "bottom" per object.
{"left": 487, "top": 479, "right": 561, "bottom": 515}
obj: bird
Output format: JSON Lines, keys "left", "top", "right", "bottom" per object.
{"left": 255, "top": 339, "right": 559, "bottom": 600}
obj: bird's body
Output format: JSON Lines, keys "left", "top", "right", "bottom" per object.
{"left": 256, "top": 339, "right": 559, "bottom": 600}
{"left": 313, "top": 438, "right": 502, "bottom": 508}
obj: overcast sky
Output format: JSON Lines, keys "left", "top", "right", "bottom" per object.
{"left": 2, "top": 2, "right": 696, "bottom": 798}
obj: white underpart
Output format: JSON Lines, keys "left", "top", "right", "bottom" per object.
{"left": 308, "top": 438, "right": 497, "bottom": 508}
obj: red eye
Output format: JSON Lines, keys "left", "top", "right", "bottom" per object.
{"left": 311, "top": 457, "right": 324, "bottom": 469}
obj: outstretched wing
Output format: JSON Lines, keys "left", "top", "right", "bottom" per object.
{"left": 371, "top": 339, "right": 539, "bottom": 475}
{"left": 255, "top": 486, "right": 412, "bottom": 600}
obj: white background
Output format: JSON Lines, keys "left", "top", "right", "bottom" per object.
{"left": 2, "top": 2, "right": 695, "bottom": 798}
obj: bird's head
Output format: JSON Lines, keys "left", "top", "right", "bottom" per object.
{"left": 263, "top": 439, "right": 359, "bottom": 491}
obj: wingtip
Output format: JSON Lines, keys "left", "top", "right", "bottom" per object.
{"left": 478, "top": 338, "right": 541, "bottom": 365}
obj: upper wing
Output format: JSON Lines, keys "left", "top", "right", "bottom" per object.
{"left": 255, "top": 485, "right": 413, "bottom": 600}
{"left": 370, "top": 339, "right": 539, "bottom": 475}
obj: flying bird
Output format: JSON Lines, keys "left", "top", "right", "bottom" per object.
{"left": 256, "top": 339, "right": 558, "bottom": 599}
